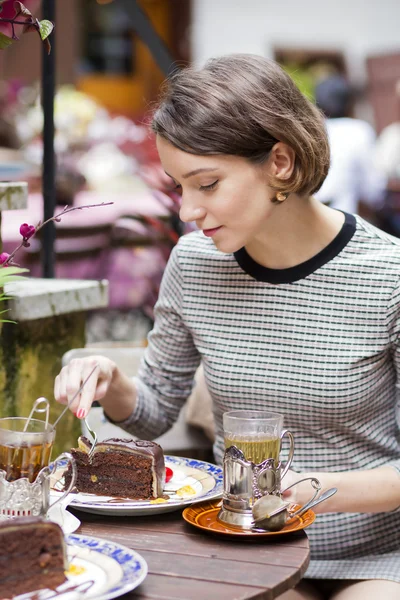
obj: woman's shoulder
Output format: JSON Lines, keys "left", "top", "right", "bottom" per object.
{"left": 354, "top": 216, "right": 400, "bottom": 255}
{"left": 348, "top": 216, "right": 400, "bottom": 287}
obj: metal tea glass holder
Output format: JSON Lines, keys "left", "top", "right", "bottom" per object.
{"left": 217, "top": 444, "right": 320, "bottom": 531}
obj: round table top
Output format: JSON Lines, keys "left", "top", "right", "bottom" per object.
{"left": 73, "top": 504, "right": 310, "bottom": 600}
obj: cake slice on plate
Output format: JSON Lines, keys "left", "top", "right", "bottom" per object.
{"left": 0, "top": 517, "right": 67, "bottom": 599}
{"left": 64, "top": 436, "right": 166, "bottom": 500}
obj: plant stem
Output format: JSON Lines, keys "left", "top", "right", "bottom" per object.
{"left": 3, "top": 202, "right": 114, "bottom": 266}
{"left": 0, "top": 18, "right": 35, "bottom": 25}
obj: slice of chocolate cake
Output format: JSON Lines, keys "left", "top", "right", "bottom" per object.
{"left": 64, "top": 437, "right": 166, "bottom": 500}
{"left": 0, "top": 517, "right": 67, "bottom": 599}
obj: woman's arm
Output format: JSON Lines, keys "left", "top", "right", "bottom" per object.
{"left": 55, "top": 242, "right": 201, "bottom": 440}
{"left": 283, "top": 466, "right": 400, "bottom": 513}
{"left": 103, "top": 242, "right": 201, "bottom": 440}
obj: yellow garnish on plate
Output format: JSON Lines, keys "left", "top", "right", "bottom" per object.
{"left": 176, "top": 485, "right": 196, "bottom": 498}
{"left": 150, "top": 497, "right": 168, "bottom": 504}
{"left": 66, "top": 564, "right": 87, "bottom": 576}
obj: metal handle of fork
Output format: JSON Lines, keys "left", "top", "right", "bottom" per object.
{"left": 83, "top": 418, "right": 98, "bottom": 458}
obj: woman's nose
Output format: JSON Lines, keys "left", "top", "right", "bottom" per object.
{"left": 179, "top": 198, "right": 206, "bottom": 223}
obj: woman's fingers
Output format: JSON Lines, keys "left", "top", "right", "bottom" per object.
{"left": 94, "top": 377, "right": 112, "bottom": 401}
{"left": 54, "top": 357, "right": 114, "bottom": 417}
{"left": 281, "top": 469, "right": 301, "bottom": 503}
{"left": 71, "top": 363, "right": 101, "bottom": 418}
{"left": 77, "top": 363, "right": 110, "bottom": 418}
{"left": 54, "top": 373, "right": 67, "bottom": 404}
{"left": 54, "top": 367, "right": 71, "bottom": 406}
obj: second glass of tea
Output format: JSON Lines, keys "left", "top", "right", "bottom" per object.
{"left": 223, "top": 409, "right": 294, "bottom": 476}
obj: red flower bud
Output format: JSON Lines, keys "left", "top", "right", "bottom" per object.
{"left": 0, "top": 253, "right": 10, "bottom": 265}
{"left": 19, "top": 223, "right": 36, "bottom": 239}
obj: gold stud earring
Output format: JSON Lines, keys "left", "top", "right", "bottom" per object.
{"left": 275, "top": 191, "right": 288, "bottom": 202}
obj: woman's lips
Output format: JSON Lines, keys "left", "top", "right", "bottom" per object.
{"left": 202, "top": 226, "right": 222, "bottom": 237}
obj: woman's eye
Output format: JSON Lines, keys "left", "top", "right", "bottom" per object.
{"left": 199, "top": 180, "right": 218, "bottom": 192}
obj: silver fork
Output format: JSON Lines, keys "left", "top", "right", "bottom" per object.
{"left": 84, "top": 417, "right": 98, "bottom": 459}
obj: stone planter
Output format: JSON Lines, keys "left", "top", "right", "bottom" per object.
{"left": 0, "top": 278, "right": 108, "bottom": 457}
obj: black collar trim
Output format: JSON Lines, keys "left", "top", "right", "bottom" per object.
{"left": 234, "top": 212, "right": 356, "bottom": 284}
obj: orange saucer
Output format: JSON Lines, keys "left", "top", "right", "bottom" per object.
{"left": 182, "top": 500, "right": 316, "bottom": 538}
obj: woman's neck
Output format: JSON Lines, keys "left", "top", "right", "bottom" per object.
{"left": 245, "top": 195, "right": 345, "bottom": 270}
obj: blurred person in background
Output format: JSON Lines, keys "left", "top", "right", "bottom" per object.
{"left": 315, "top": 75, "right": 387, "bottom": 217}
{"left": 375, "top": 79, "right": 400, "bottom": 180}
{"left": 372, "top": 79, "right": 400, "bottom": 237}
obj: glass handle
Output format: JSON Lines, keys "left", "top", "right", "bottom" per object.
{"left": 48, "top": 452, "right": 77, "bottom": 511}
{"left": 279, "top": 430, "right": 295, "bottom": 478}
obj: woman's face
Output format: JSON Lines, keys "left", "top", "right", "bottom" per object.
{"left": 156, "top": 136, "right": 276, "bottom": 254}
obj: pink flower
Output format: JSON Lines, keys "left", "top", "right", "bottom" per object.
{"left": 19, "top": 223, "right": 36, "bottom": 239}
{"left": 0, "top": 253, "right": 10, "bottom": 265}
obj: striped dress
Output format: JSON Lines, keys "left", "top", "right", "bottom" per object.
{"left": 116, "top": 212, "right": 400, "bottom": 582}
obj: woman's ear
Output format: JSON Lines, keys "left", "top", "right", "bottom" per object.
{"left": 267, "top": 142, "right": 295, "bottom": 181}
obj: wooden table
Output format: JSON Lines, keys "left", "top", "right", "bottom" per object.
{"left": 74, "top": 507, "right": 310, "bottom": 600}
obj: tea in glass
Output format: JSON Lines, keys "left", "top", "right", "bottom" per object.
{"left": 0, "top": 417, "right": 55, "bottom": 483}
{"left": 223, "top": 435, "right": 280, "bottom": 463}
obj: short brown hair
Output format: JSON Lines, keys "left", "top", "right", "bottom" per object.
{"left": 152, "top": 54, "right": 330, "bottom": 195}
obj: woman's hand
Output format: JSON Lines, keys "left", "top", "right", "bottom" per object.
{"left": 281, "top": 469, "right": 326, "bottom": 512}
{"left": 54, "top": 356, "right": 117, "bottom": 419}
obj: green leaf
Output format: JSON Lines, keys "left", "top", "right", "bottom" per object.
{"left": 0, "top": 267, "right": 28, "bottom": 324}
{"left": 0, "top": 266, "right": 28, "bottom": 288}
{"left": 0, "top": 32, "right": 14, "bottom": 49}
{"left": 38, "top": 19, "right": 53, "bottom": 41}
{"left": 0, "top": 266, "right": 28, "bottom": 277}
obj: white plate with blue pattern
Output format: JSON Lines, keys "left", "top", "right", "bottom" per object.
{"left": 52, "top": 456, "right": 223, "bottom": 516}
{"left": 15, "top": 534, "right": 147, "bottom": 599}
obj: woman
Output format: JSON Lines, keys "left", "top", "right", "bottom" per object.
{"left": 55, "top": 55, "right": 400, "bottom": 600}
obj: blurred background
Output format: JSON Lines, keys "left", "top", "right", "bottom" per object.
{"left": 1, "top": 0, "right": 400, "bottom": 346}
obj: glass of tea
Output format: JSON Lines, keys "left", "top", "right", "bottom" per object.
{"left": 0, "top": 416, "right": 77, "bottom": 519}
{"left": 223, "top": 409, "right": 294, "bottom": 477}
{"left": 0, "top": 416, "right": 55, "bottom": 483}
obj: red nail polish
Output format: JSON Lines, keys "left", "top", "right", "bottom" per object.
{"left": 77, "top": 408, "right": 86, "bottom": 419}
